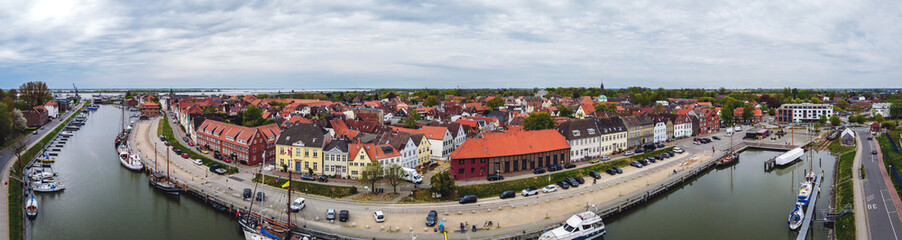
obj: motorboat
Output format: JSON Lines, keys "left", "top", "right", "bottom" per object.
{"left": 539, "top": 211, "right": 606, "bottom": 240}
{"left": 60, "top": 131, "right": 74, "bottom": 137}
{"left": 120, "top": 154, "right": 145, "bottom": 172}
{"left": 788, "top": 203, "right": 804, "bottom": 230}
{"left": 32, "top": 181, "right": 65, "bottom": 193}
{"left": 26, "top": 194, "right": 38, "bottom": 219}
{"left": 29, "top": 169, "right": 56, "bottom": 181}
{"left": 804, "top": 171, "right": 816, "bottom": 184}
{"left": 797, "top": 182, "right": 813, "bottom": 207}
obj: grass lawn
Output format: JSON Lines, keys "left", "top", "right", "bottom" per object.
{"left": 834, "top": 151, "right": 855, "bottom": 240}
{"left": 253, "top": 175, "right": 357, "bottom": 198}
{"left": 878, "top": 130, "right": 902, "bottom": 198}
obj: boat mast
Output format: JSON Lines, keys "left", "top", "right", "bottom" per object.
{"left": 287, "top": 173, "right": 292, "bottom": 239}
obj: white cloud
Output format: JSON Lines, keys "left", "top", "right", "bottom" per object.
{"left": 1, "top": 0, "right": 901, "bottom": 89}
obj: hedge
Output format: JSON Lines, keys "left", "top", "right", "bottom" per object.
{"left": 834, "top": 151, "right": 856, "bottom": 240}
{"left": 254, "top": 175, "right": 357, "bottom": 198}
{"left": 157, "top": 115, "right": 238, "bottom": 174}
{"left": 878, "top": 131, "right": 902, "bottom": 198}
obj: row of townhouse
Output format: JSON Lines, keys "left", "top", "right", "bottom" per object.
{"left": 275, "top": 123, "right": 434, "bottom": 179}
{"left": 195, "top": 120, "right": 281, "bottom": 165}
{"left": 555, "top": 118, "right": 628, "bottom": 161}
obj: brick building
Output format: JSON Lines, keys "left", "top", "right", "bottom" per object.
{"left": 195, "top": 120, "right": 281, "bottom": 165}
{"left": 141, "top": 102, "right": 161, "bottom": 117}
{"left": 449, "top": 129, "right": 570, "bottom": 180}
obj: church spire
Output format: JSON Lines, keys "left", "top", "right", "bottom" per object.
{"left": 599, "top": 79, "right": 605, "bottom": 96}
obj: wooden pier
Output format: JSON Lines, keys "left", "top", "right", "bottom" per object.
{"left": 796, "top": 173, "right": 822, "bottom": 240}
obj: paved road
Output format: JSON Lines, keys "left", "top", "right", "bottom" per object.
{"left": 857, "top": 129, "right": 902, "bottom": 240}
{"left": 0, "top": 103, "right": 82, "bottom": 173}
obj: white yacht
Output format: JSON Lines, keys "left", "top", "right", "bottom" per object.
{"left": 60, "top": 131, "right": 74, "bottom": 137}
{"left": 120, "top": 153, "right": 145, "bottom": 172}
{"left": 788, "top": 203, "right": 804, "bottom": 230}
{"left": 539, "top": 211, "right": 606, "bottom": 240}
{"left": 32, "top": 181, "right": 65, "bottom": 193}
{"left": 797, "top": 182, "right": 813, "bottom": 207}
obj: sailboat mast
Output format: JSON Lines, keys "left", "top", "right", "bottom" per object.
{"left": 287, "top": 173, "right": 292, "bottom": 238}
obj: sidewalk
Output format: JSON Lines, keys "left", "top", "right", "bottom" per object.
{"left": 853, "top": 135, "right": 869, "bottom": 240}
{"left": 873, "top": 133, "right": 902, "bottom": 223}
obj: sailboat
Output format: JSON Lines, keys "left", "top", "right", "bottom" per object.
{"left": 148, "top": 143, "right": 181, "bottom": 195}
{"left": 26, "top": 193, "right": 38, "bottom": 219}
{"left": 240, "top": 162, "right": 287, "bottom": 240}
{"left": 788, "top": 203, "right": 804, "bottom": 230}
{"left": 716, "top": 129, "right": 739, "bottom": 167}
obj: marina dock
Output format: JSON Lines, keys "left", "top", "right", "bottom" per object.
{"left": 796, "top": 173, "right": 822, "bottom": 240}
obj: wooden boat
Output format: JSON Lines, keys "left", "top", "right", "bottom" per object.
{"left": 26, "top": 194, "right": 38, "bottom": 219}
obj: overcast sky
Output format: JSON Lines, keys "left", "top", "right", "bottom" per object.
{"left": 2, "top": 0, "right": 901, "bottom": 89}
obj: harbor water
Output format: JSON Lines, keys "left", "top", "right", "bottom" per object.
{"left": 604, "top": 148, "right": 836, "bottom": 239}
{"left": 26, "top": 105, "right": 242, "bottom": 240}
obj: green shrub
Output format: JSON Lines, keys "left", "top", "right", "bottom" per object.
{"left": 254, "top": 175, "right": 357, "bottom": 198}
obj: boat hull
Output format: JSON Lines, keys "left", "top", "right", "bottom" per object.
{"left": 149, "top": 180, "right": 181, "bottom": 195}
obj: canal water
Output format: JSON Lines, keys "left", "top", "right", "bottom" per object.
{"left": 604, "top": 148, "right": 836, "bottom": 239}
{"left": 26, "top": 105, "right": 242, "bottom": 240}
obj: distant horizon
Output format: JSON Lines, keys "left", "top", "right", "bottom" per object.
{"left": 43, "top": 86, "right": 902, "bottom": 92}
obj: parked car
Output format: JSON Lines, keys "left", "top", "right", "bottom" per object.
{"left": 548, "top": 164, "right": 563, "bottom": 172}
{"left": 638, "top": 159, "right": 650, "bottom": 165}
{"left": 213, "top": 152, "right": 222, "bottom": 160}
{"left": 873, "top": 149, "right": 878, "bottom": 155}
{"left": 426, "top": 210, "right": 438, "bottom": 227}
{"left": 521, "top": 187, "right": 539, "bottom": 196}
{"left": 188, "top": 141, "right": 194, "bottom": 146}
{"left": 654, "top": 155, "right": 663, "bottom": 160}
{"left": 487, "top": 174, "right": 504, "bottom": 181}
{"left": 533, "top": 168, "right": 546, "bottom": 174}
{"left": 255, "top": 192, "right": 265, "bottom": 201}
{"left": 574, "top": 176, "right": 585, "bottom": 184}
{"left": 221, "top": 156, "right": 231, "bottom": 163}
{"left": 630, "top": 161, "right": 643, "bottom": 168}
{"left": 210, "top": 164, "right": 226, "bottom": 175}
{"left": 160, "top": 135, "right": 166, "bottom": 141}
{"left": 542, "top": 184, "right": 558, "bottom": 193}
{"left": 657, "top": 143, "right": 665, "bottom": 148}
{"left": 459, "top": 195, "right": 478, "bottom": 204}
{"left": 163, "top": 141, "right": 170, "bottom": 146}
{"left": 868, "top": 135, "right": 874, "bottom": 140}
{"left": 339, "top": 210, "right": 350, "bottom": 222}
{"left": 290, "top": 197, "right": 306, "bottom": 212}
{"left": 645, "top": 157, "right": 655, "bottom": 163}
{"left": 326, "top": 209, "right": 336, "bottom": 221}
{"left": 243, "top": 188, "right": 252, "bottom": 199}
{"left": 605, "top": 168, "right": 617, "bottom": 175}
{"left": 317, "top": 176, "right": 329, "bottom": 182}
{"left": 500, "top": 190, "right": 516, "bottom": 199}
{"left": 612, "top": 167, "right": 623, "bottom": 174}
{"left": 556, "top": 180, "right": 570, "bottom": 189}
{"left": 589, "top": 158, "right": 600, "bottom": 163}
{"left": 181, "top": 153, "right": 189, "bottom": 159}
{"left": 300, "top": 174, "right": 316, "bottom": 181}
{"left": 373, "top": 211, "right": 385, "bottom": 223}
{"left": 712, "top": 136, "right": 721, "bottom": 140}
{"left": 674, "top": 147, "right": 685, "bottom": 153}
{"left": 193, "top": 159, "right": 203, "bottom": 165}
{"left": 564, "top": 163, "right": 577, "bottom": 169}
{"left": 200, "top": 149, "right": 209, "bottom": 154}
{"left": 589, "top": 171, "right": 601, "bottom": 179}
{"left": 566, "top": 177, "right": 580, "bottom": 187}
{"left": 601, "top": 156, "right": 611, "bottom": 161}
{"left": 624, "top": 151, "right": 634, "bottom": 156}
{"left": 635, "top": 148, "right": 644, "bottom": 153}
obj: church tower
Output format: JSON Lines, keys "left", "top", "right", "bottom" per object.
{"left": 599, "top": 79, "right": 605, "bottom": 96}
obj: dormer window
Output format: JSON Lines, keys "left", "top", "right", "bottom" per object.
{"left": 572, "top": 130, "right": 580, "bottom": 136}
{"left": 587, "top": 129, "right": 596, "bottom": 135}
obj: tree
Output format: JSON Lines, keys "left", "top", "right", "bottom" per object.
{"left": 524, "top": 112, "right": 555, "bottom": 131}
{"left": 768, "top": 108, "right": 776, "bottom": 116}
{"left": 430, "top": 171, "right": 456, "bottom": 199}
{"left": 891, "top": 101, "right": 902, "bottom": 118}
{"left": 424, "top": 96, "right": 440, "bottom": 107}
{"left": 818, "top": 115, "right": 827, "bottom": 125}
{"left": 830, "top": 115, "right": 841, "bottom": 126}
{"left": 0, "top": 103, "right": 10, "bottom": 142}
{"left": 720, "top": 105, "right": 734, "bottom": 125}
{"left": 385, "top": 164, "right": 403, "bottom": 193}
{"left": 652, "top": 103, "right": 665, "bottom": 114}
{"left": 486, "top": 97, "right": 505, "bottom": 110}
{"left": 875, "top": 114, "right": 885, "bottom": 123}
{"left": 18, "top": 81, "right": 51, "bottom": 109}
{"left": 558, "top": 105, "right": 574, "bottom": 118}
{"left": 242, "top": 105, "right": 263, "bottom": 127}
{"left": 404, "top": 109, "right": 420, "bottom": 129}
{"left": 360, "top": 161, "right": 384, "bottom": 193}
{"left": 883, "top": 122, "right": 897, "bottom": 130}
{"left": 834, "top": 100, "right": 850, "bottom": 111}
{"left": 742, "top": 103, "right": 755, "bottom": 123}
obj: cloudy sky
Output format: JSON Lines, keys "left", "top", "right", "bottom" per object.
{"left": 1, "top": 0, "right": 901, "bottom": 89}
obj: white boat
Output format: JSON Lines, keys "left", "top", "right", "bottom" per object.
{"left": 797, "top": 182, "right": 813, "bottom": 207}
{"left": 26, "top": 194, "right": 38, "bottom": 219}
{"left": 775, "top": 148, "right": 804, "bottom": 166}
{"left": 29, "top": 169, "right": 56, "bottom": 181}
{"left": 788, "top": 203, "right": 804, "bottom": 230}
{"left": 539, "top": 211, "right": 606, "bottom": 240}
{"left": 120, "top": 154, "right": 145, "bottom": 172}
{"left": 60, "top": 131, "right": 74, "bottom": 137}
{"left": 32, "top": 181, "right": 65, "bottom": 193}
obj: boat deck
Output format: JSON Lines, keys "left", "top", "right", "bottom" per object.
{"left": 796, "top": 173, "right": 822, "bottom": 240}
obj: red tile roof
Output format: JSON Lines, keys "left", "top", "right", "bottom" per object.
{"left": 450, "top": 129, "right": 568, "bottom": 159}
{"left": 394, "top": 126, "right": 449, "bottom": 140}
{"left": 197, "top": 120, "right": 281, "bottom": 147}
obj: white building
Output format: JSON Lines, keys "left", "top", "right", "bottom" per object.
{"left": 653, "top": 120, "right": 667, "bottom": 143}
{"left": 777, "top": 103, "right": 834, "bottom": 123}
{"left": 873, "top": 102, "right": 891, "bottom": 118}
{"left": 596, "top": 117, "right": 628, "bottom": 156}
{"left": 673, "top": 115, "right": 693, "bottom": 139}
{"left": 556, "top": 119, "right": 602, "bottom": 161}
{"left": 43, "top": 100, "right": 59, "bottom": 119}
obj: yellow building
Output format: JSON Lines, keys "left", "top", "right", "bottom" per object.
{"left": 347, "top": 143, "right": 375, "bottom": 180}
{"left": 275, "top": 123, "right": 328, "bottom": 173}
{"left": 412, "top": 134, "right": 432, "bottom": 165}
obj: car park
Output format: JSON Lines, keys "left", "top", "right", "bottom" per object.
{"left": 521, "top": 187, "right": 539, "bottom": 196}
{"left": 426, "top": 210, "right": 438, "bottom": 227}
{"left": 326, "top": 209, "right": 336, "bottom": 221}
{"left": 500, "top": 190, "right": 516, "bottom": 199}
{"left": 542, "top": 184, "right": 558, "bottom": 193}
{"left": 630, "top": 161, "right": 643, "bottom": 168}
{"left": 300, "top": 174, "right": 316, "bottom": 181}
{"left": 373, "top": 211, "right": 385, "bottom": 223}
{"left": 556, "top": 181, "right": 570, "bottom": 189}
{"left": 589, "top": 171, "right": 601, "bottom": 179}
{"left": 290, "top": 198, "right": 306, "bottom": 212}
{"left": 459, "top": 195, "right": 478, "bottom": 204}
{"left": 339, "top": 210, "right": 350, "bottom": 222}
{"left": 564, "top": 163, "right": 576, "bottom": 169}
{"left": 533, "top": 168, "right": 546, "bottom": 174}
{"left": 487, "top": 174, "right": 504, "bottom": 181}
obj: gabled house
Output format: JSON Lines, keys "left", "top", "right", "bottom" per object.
{"left": 275, "top": 123, "right": 329, "bottom": 173}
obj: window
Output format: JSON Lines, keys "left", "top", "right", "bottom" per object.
{"left": 572, "top": 130, "right": 580, "bottom": 136}
{"left": 471, "top": 168, "right": 475, "bottom": 173}
{"left": 313, "top": 162, "right": 317, "bottom": 170}
{"left": 587, "top": 129, "right": 596, "bottom": 134}
{"left": 305, "top": 149, "right": 309, "bottom": 157}
{"left": 481, "top": 167, "right": 486, "bottom": 173}
{"left": 459, "top": 160, "right": 465, "bottom": 165}
{"left": 313, "top": 150, "right": 317, "bottom": 157}
{"left": 458, "top": 168, "right": 464, "bottom": 174}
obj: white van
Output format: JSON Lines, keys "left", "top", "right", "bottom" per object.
{"left": 290, "top": 197, "right": 306, "bottom": 212}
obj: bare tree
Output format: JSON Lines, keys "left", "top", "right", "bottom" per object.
{"left": 386, "top": 164, "right": 403, "bottom": 193}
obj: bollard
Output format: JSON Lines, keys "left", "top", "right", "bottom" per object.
{"left": 487, "top": 208, "right": 491, "bottom": 212}
{"left": 380, "top": 226, "right": 384, "bottom": 230}
{"left": 410, "top": 227, "right": 414, "bottom": 232}
{"left": 457, "top": 210, "right": 462, "bottom": 215}
{"left": 472, "top": 210, "right": 476, "bottom": 214}
{"left": 396, "top": 227, "right": 400, "bottom": 231}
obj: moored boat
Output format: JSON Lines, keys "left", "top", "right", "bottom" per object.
{"left": 788, "top": 203, "right": 804, "bottom": 230}
{"left": 60, "top": 131, "right": 74, "bottom": 137}
{"left": 715, "top": 153, "right": 739, "bottom": 167}
{"left": 149, "top": 172, "right": 181, "bottom": 195}
{"left": 120, "top": 153, "right": 144, "bottom": 172}
{"left": 539, "top": 211, "right": 606, "bottom": 240}
{"left": 32, "top": 181, "right": 65, "bottom": 193}
{"left": 26, "top": 194, "right": 38, "bottom": 219}
{"left": 797, "top": 182, "right": 813, "bottom": 207}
